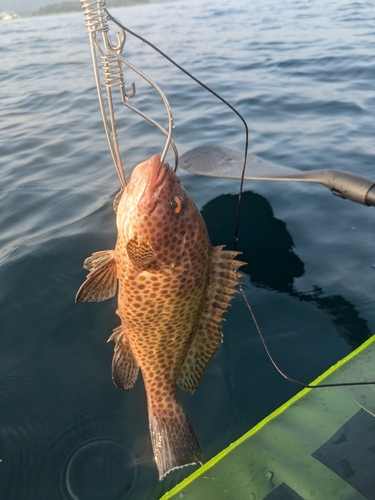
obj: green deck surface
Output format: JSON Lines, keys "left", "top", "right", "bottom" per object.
{"left": 162, "top": 336, "right": 375, "bottom": 500}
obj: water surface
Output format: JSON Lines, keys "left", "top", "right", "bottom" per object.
{"left": 1, "top": 0, "right": 375, "bottom": 498}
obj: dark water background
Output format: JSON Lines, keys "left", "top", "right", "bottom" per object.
{"left": 1, "top": 0, "right": 375, "bottom": 498}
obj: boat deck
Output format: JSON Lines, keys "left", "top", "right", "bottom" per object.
{"left": 162, "top": 336, "right": 375, "bottom": 500}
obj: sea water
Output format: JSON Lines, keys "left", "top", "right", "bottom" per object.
{"left": 1, "top": 0, "right": 375, "bottom": 498}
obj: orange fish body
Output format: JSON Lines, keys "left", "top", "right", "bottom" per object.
{"left": 76, "top": 155, "right": 244, "bottom": 478}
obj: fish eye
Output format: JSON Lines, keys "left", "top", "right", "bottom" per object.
{"left": 170, "top": 195, "right": 183, "bottom": 214}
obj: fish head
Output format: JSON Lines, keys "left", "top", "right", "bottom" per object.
{"left": 116, "top": 155, "right": 209, "bottom": 269}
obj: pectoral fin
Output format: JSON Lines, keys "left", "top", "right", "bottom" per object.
{"left": 177, "top": 246, "right": 246, "bottom": 394}
{"left": 76, "top": 250, "right": 117, "bottom": 302}
{"left": 108, "top": 326, "right": 139, "bottom": 390}
{"left": 83, "top": 250, "right": 115, "bottom": 271}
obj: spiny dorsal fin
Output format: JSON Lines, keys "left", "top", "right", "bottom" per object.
{"left": 76, "top": 250, "right": 117, "bottom": 302}
{"left": 177, "top": 246, "right": 246, "bottom": 394}
{"left": 126, "top": 235, "right": 156, "bottom": 268}
{"left": 108, "top": 326, "right": 139, "bottom": 390}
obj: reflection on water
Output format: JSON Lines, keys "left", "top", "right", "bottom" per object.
{"left": 202, "top": 191, "right": 372, "bottom": 350}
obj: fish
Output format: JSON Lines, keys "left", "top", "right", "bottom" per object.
{"left": 76, "top": 154, "right": 245, "bottom": 479}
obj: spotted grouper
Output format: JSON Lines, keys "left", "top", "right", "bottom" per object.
{"left": 76, "top": 154, "right": 244, "bottom": 479}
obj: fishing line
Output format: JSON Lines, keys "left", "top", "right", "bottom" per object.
{"left": 237, "top": 276, "right": 375, "bottom": 389}
{"left": 345, "top": 390, "right": 375, "bottom": 417}
{"left": 105, "top": 10, "right": 247, "bottom": 251}
{"left": 106, "top": 12, "right": 375, "bottom": 390}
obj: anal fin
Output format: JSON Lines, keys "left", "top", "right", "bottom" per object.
{"left": 108, "top": 326, "right": 139, "bottom": 390}
{"left": 76, "top": 250, "right": 117, "bottom": 302}
{"left": 177, "top": 246, "right": 246, "bottom": 394}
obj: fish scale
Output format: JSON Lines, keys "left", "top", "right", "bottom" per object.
{"left": 76, "top": 154, "right": 245, "bottom": 479}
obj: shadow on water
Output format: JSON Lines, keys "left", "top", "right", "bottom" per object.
{"left": 202, "top": 191, "right": 372, "bottom": 350}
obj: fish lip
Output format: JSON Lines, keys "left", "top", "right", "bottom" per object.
{"left": 137, "top": 158, "right": 169, "bottom": 214}
{"left": 149, "top": 160, "right": 168, "bottom": 190}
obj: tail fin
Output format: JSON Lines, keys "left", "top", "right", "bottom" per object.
{"left": 148, "top": 400, "right": 203, "bottom": 480}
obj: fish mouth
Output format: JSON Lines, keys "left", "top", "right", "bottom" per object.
{"left": 136, "top": 155, "right": 169, "bottom": 214}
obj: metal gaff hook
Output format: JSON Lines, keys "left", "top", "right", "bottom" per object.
{"left": 80, "top": 0, "right": 178, "bottom": 187}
